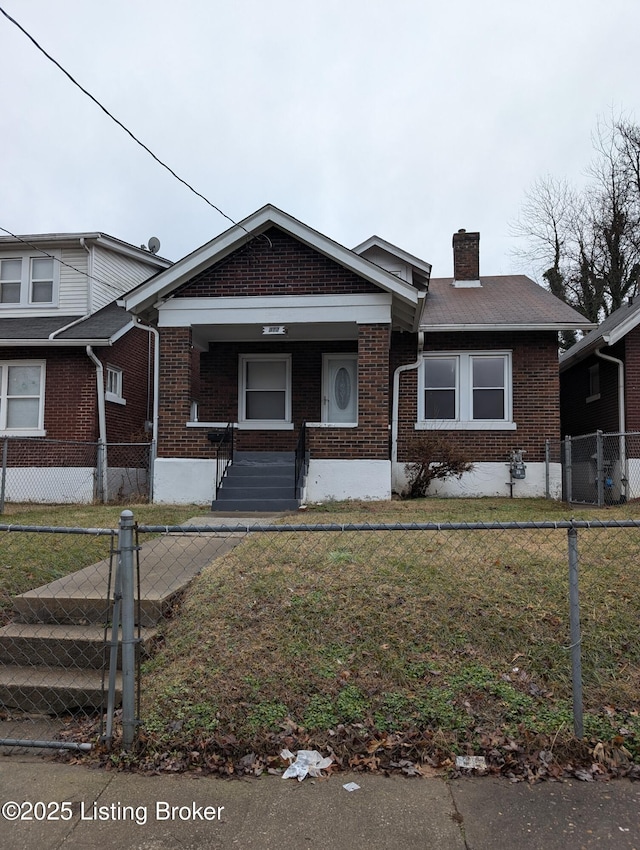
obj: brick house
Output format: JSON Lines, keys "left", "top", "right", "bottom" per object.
{"left": 124, "top": 205, "right": 591, "bottom": 507}
{"left": 560, "top": 298, "right": 640, "bottom": 501}
{"left": 0, "top": 232, "right": 170, "bottom": 502}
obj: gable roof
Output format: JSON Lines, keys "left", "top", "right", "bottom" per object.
{"left": 0, "top": 231, "right": 171, "bottom": 269}
{"left": 420, "top": 275, "right": 596, "bottom": 332}
{"left": 559, "top": 298, "right": 640, "bottom": 370}
{"left": 124, "top": 205, "right": 425, "bottom": 331}
{"left": 352, "top": 235, "right": 432, "bottom": 281}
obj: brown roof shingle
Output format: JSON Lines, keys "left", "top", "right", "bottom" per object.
{"left": 420, "top": 275, "right": 594, "bottom": 331}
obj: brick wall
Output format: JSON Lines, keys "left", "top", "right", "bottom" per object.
{"left": 175, "top": 227, "right": 381, "bottom": 298}
{"left": 623, "top": 328, "right": 640, "bottom": 431}
{"left": 395, "top": 331, "right": 561, "bottom": 463}
{"left": 156, "top": 327, "right": 392, "bottom": 460}
{"left": 101, "top": 326, "right": 153, "bottom": 442}
{"left": 560, "top": 350, "right": 620, "bottom": 437}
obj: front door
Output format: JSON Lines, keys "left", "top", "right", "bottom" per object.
{"left": 323, "top": 354, "right": 358, "bottom": 424}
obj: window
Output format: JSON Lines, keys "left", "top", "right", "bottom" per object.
{"left": 105, "top": 366, "right": 125, "bottom": 404}
{"left": 0, "top": 255, "right": 58, "bottom": 306}
{"left": 0, "top": 361, "right": 45, "bottom": 433}
{"left": 419, "top": 351, "right": 514, "bottom": 430}
{"left": 239, "top": 354, "right": 291, "bottom": 427}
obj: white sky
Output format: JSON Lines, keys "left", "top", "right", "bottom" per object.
{"left": 2, "top": 0, "right": 639, "bottom": 279}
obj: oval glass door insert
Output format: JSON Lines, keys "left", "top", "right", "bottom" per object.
{"left": 335, "top": 367, "right": 351, "bottom": 410}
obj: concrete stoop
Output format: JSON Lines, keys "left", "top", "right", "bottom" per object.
{"left": 212, "top": 451, "right": 301, "bottom": 512}
{"left": 0, "top": 531, "right": 244, "bottom": 714}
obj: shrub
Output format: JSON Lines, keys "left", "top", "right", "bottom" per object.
{"left": 404, "top": 434, "right": 474, "bottom": 498}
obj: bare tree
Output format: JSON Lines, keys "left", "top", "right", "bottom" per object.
{"left": 512, "top": 116, "right": 640, "bottom": 345}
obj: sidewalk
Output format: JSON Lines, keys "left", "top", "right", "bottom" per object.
{"left": 0, "top": 756, "right": 638, "bottom": 850}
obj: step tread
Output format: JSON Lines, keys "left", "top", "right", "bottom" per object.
{"left": 0, "top": 665, "right": 119, "bottom": 687}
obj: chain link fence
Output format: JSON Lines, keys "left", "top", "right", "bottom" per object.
{"left": 0, "top": 438, "right": 152, "bottom": 511}
{"left": 562, "top": 431, "right": 640, "bottom": 505}
{"left": 1, "top": 512, "right": 640, "bottom": 759}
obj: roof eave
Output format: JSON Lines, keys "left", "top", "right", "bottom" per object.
{"left": 421, "top": 322, "right": 597, "bottom": 333}
{"left": 125, "top": 205, "right": 420, "bottom": 315}
{"left": 0, "top": 338, "right": 114, "bottom": 347}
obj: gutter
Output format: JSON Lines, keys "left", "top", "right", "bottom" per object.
{"left": 86, "top": 346, "right": 108, "bottom": 503}
{"left": 391, "top": 332, "right": 424, "bottom": 470}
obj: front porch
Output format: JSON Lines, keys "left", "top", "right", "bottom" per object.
{"left": 153, "top": 322, "right": 393, "bottom": 506}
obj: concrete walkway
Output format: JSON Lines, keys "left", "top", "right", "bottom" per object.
{"left": 0, "top": 756, "right": 638, "bottom": 849}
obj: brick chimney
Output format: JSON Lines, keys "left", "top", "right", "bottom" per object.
{"left": 452, "top": 229, "right": 480, "bottom": 284}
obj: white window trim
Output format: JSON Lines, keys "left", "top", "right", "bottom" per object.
{"left": 0, "top": 360, "right": 46, "bottom": 435}
{"left": 105, "top": 365, "right": 126, "bottom": 405}
{"left": 0, "top": 252, "right": 60, "bottom": 308}
{"left": 238, "top": 353, "right": 292, "bottom": 429}
{"left": 417, "top": 351, "right": 516, "bottom": 431}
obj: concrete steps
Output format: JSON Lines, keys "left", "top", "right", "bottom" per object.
{"left": 0, "top": 623, "right": 157, "bottom": 668}
{"left": 0, "top": 530, "right": 243, "bottom": 714}
{"left": 0, "top": 666, "right": 122, "bottom": 714}
{"left": 212, "top": 451, "right": 301, "bottom": 512}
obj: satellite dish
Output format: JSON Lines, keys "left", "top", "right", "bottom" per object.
{"left": 147, "top": 236, "right": 161, "bottom": 254}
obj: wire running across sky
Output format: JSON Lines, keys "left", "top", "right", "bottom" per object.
{"left": 0, "top": 4, "right": 258, "bottom": 240}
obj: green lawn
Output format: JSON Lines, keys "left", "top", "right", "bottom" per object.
{"left": 136, "top": 498, "right": 640, "bottom": 776}
{"left": 2, "top": 498, "right": 639, "bottom": 777}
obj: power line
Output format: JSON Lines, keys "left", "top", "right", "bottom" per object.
{"left": 0, "top": 6, "right": 269, "bottom": 246}
{"left": 0, "top": 226, "right": 160, "bottom": 298}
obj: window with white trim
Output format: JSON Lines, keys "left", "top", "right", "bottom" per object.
{"left": 0, "top": 361, "right": 45, "bottom": 433}
{"left": 105, "top": 365, "right": 125, "bottom": 404}
{"left": 0, "top": 254, "right": 58, "bottom": 306}
{"left": 239, "top": 354, "right": 291, "bottom": 426}
{"left": 419, "top": 352, "right": 513, "bottom": 429}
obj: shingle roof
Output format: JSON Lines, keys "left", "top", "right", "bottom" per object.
{"left": 559, "top": 297, "right": 640, "bottom": 369}
{"left": 0, "top": 303, "right": 130, "bottom": 344}
{"left": 420, "top": 275, "right": 594, "bottom": 331}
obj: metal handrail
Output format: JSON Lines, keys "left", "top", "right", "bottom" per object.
{"left": 214, "top": 423, "right": 234, "bottom": 497}
{"left": 295, "top": 421, "right": 309, "bottom": 500}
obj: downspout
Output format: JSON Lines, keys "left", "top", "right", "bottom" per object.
{"left": 595, "top": 346, "right": 626, "bottom": 501}
{"left": 86, "top": 346, "right": 108, "bottom": 503}
{"left": 391, "top": 332, "right": 425, "bottom": 489}
{"left": 133, "top": 319, "right": 159, "bottom": 502}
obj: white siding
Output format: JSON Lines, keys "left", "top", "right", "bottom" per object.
{"left": 59, "top": 247, "right": 89, "bottom": 314}
{"left": 91, "top": 247, "right": 160, "bottom": 311}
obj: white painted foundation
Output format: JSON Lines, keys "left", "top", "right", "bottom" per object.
{"left": 392, "top": 462, "right": 562, "bottom": 499}
{"left": 153, "top": 458, "right": 216, "bottom": 505}
{"left": 305, "top": 459, "right": 391, "bottom": 502}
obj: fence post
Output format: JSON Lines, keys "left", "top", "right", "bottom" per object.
{"left": 544, "top": 439, "right": 550, "bottom": 498}
{"left": 564, "top": 435, "right": 572, "bottom": 503}
{"left": 567, "top": 524, "right": 584, "bottom": 738}
{"left": 0, "top": 438, "right": 7, "bottom": 514}
{"left": 118, "top": 509, "right": 137, "bottom": 750}
{"left": 596, "top": 430, "right": 604, "bottom": 507}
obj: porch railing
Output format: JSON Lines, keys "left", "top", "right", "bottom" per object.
{"left": 209, "top": 423, "right": 234, "bottom": 498}
{"left": 295, "top": 421, "right": 309, "bottom": 500}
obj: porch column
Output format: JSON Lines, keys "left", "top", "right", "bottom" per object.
{"left": 357, "top": 323, "right": 391, "bottom": 458}
{"left": 157, "top": 326, "right": 193, "bottom": 457}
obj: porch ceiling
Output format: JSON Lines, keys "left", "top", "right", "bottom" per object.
{"left": 192, "top": 322, "right": 359, "bottom": 348}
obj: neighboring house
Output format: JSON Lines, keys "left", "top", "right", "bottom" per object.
{"left": 123, "top": 205, "right": 591, "bottom": 507}
{"left": 560, "top": 298, "right": 640, "bottom": 502}
{"left": 0, "top": 232, "right": 171, "bottom": 502}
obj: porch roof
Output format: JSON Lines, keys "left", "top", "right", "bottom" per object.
{"left": 124, "top": 205, "right": 425, "bottom": 332}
